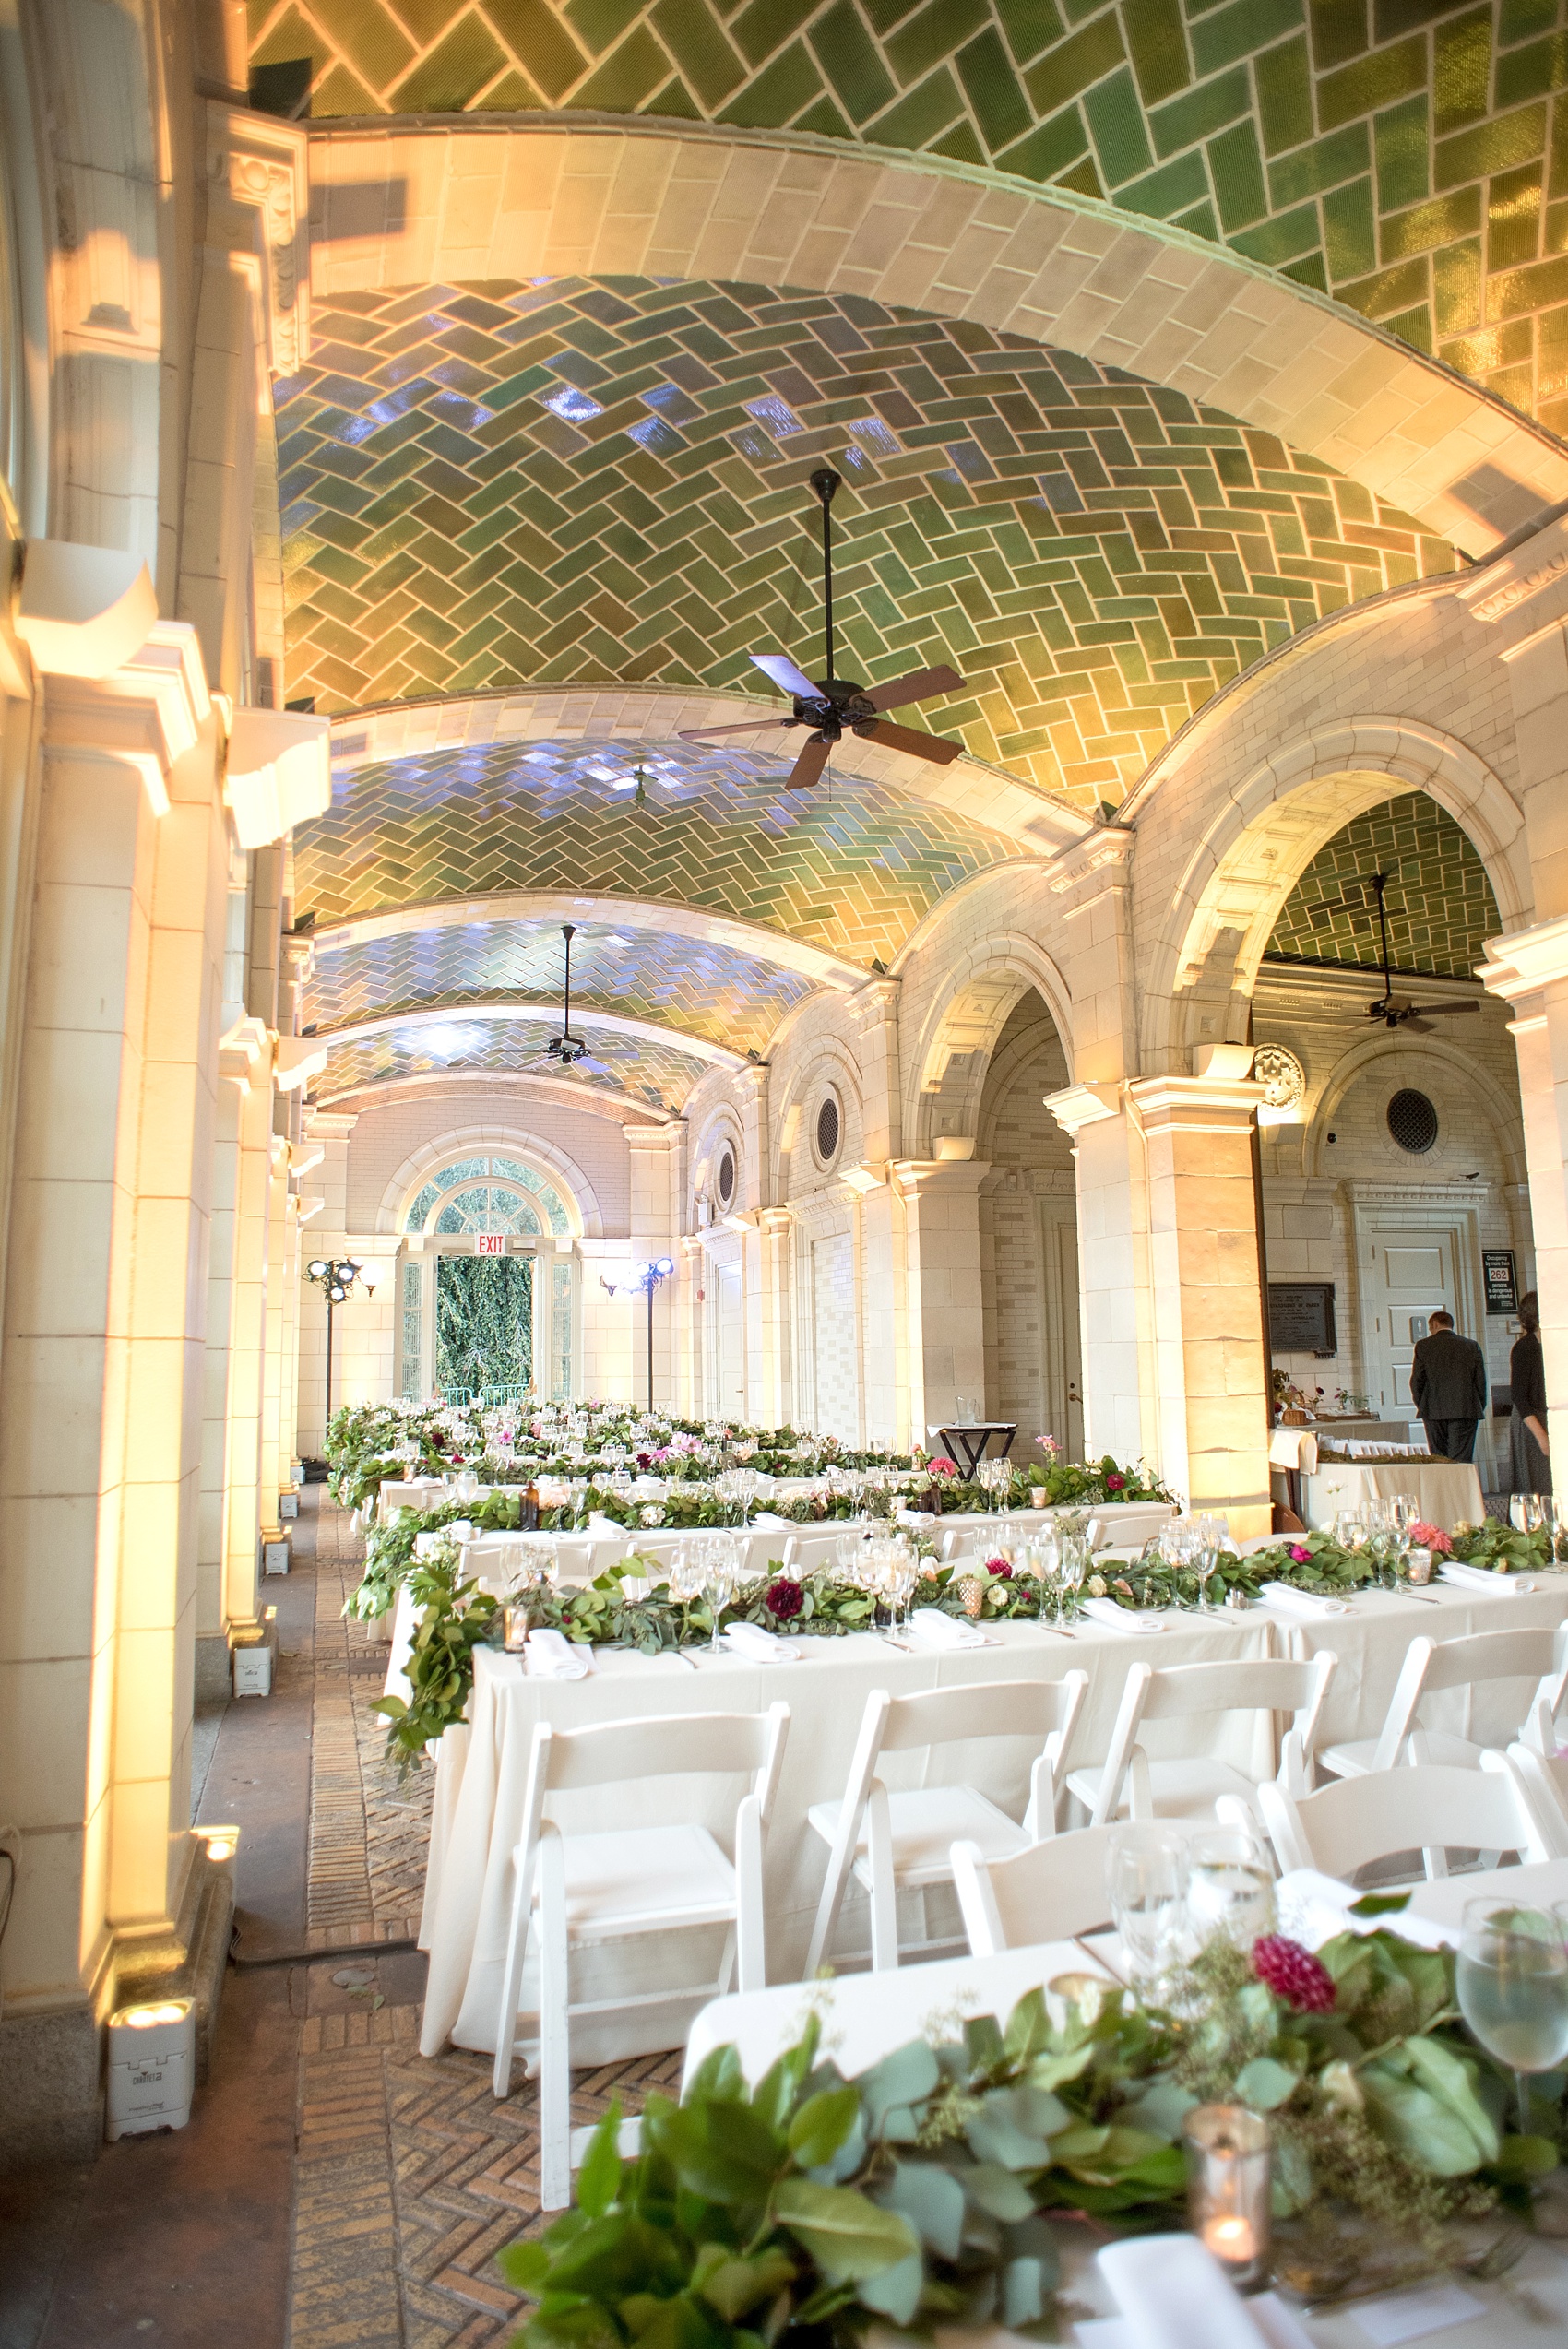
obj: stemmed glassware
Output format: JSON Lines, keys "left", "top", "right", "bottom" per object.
{"left": 1194, "top": 1516, "right": 1222, "bottom": 1609}
{"left": 714, "top": 1466, "right": 760, "bottom": 1526}
{"left": 1109, "top": 1824, "right": 1189, "bottom": 1993}
{"left": 978, "top": 1455, "right": 1013, "bottom": 1513}
{"left": 698, "top": 1532, "right": 740, "bottom": 1651}
{"left": 1056, "top": 1530, "right": 1087, "bottom": 1621}
{"left": 1185, "top": 1827, "right": 1276, "bottom": 1948}
{"left": 1512, "top": 1492, "right": 1548, "bottom": 1536}
{"left": 1456, "top": 1900, "right": 1568, "bottom": 2132}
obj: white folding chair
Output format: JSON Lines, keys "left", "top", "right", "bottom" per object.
{"left": 1251, "top": 1755, "right": 1553, "bottom": 1885}
{"left": 804, "top": 1672, "right": 1089, "bottom": 1975}
{"left": 951, "top": 1825, "right": 1124, "bottom": 1956}
{"left": 493, "top": 1702, "right": 790, "bottom": 2210}
{"left": 1319, "top": 1623, "right": 1568, "bottom": 1780}
{"left": 1065, "top": 1652, "right": 1336, "bottom": 1829}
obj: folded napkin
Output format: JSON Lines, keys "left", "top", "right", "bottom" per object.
{"left": 750, "top": 1510, "right": 791, "bottom": 1529}
{"left": 414, "top": 1521, "right": 474, "bottom": 1559}
{"left": 907, "top": 1608, "right": 987, "bottom": 1650}
{"left": 895, "top": 1507, "right": 936, "bottom": 1529}
{"left": 524, "top": 1628, "right": 593, "bottom": 1679}
{"left": 588, "top": 1511, "right": 629, "bottom": 1536}
{"left": 721, "top": 1622, "right": 799, "bottom": 1663}
{"left": 1080, "top": 1596, "right": 1165, "bottom": 1634}
{"left": 1098, "top": 2236, "right": 1280, "bottom": 2349}
{"left": 1256, "top": 1582, "right": 1351, "bottom": 1618}
{"left": 1440, "top": 1559, "right": 1535, "bottom": 1595}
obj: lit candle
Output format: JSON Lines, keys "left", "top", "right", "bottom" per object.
{"left": 1184, "top": 2104, "right": 1271, "bottom": 2291}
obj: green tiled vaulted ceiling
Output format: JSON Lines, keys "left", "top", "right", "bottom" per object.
{"left": 306, "top": 913, "right": 815, "bottom": 1055}
{"left": 291, "top": 732, "right": 1015, "bottom": 961}
{"left": 316, "top": 1011, "right": 709, "bottom": 1105}
{"left": 1266, "top": 795, "right": 1501, "bottom": 978}
{"left": 258, "top": 0, "right": 1568, "bottom": 429}
{"left": 280, "top": 277, "right": 1455, "bottom": 811}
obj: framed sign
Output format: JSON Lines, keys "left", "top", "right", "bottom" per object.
{"left": 1268, "top": 1281, "right": 1337, "bottom": 1358}
{"left": 1483, "top": 1249, "right": 1518, "bottom": 1314}
{"left": 474, "top": 1231, "right": 506, "bottom": 1256}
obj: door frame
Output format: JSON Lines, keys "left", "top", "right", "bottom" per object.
{"left": 1347, "top": 1181, "right": 1489, "bottom": 1418}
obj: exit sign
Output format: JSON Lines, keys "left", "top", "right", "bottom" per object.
{"left": 474, "top": 1232, "right": 506, "bottom": 1255}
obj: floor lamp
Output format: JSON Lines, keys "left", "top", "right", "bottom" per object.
{"left": 600, "top": 1257, "right": 674, "bottom": 1410}
{"left": 305, "top": 1257, "right": 383, "bottom": 1435}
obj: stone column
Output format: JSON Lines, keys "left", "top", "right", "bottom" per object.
{"left": 756, "top": 1205, "right": 794, "bottom": 1430}
{"left": 221, "top": 1021, "right": 273, "bottom": 1633}
{"left": 848, "top": 977, "right": 902, "bottom": 1446}
{"left": 626, "top": 1120, "right": 680, "bottom": 1411}
{"left": 1043, "top": 1080, "right": 1147, "bottom": 1467}
{"left": 891, "top": 1157, "right": 990, "bottom": 1445}
{"left": 1127, "top": 1054, "right": 1270, "bottom": 1531}
{"left": 1479, "top": 919, "right": 1568, "bottom": 1430}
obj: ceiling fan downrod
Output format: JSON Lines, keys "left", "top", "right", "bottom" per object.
{"left": 811, "top": 466, "right": 840, "bottom": 686}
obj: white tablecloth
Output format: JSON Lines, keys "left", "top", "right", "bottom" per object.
{"left": 1301, "top": 1458, "right": 1485, "bottom": 1533}
{"left": 414, "top": 1571, "right": 1568, "bottom": 2063}
{"left": 417, "top": 1609, "right": 1277, "bottom": 2062}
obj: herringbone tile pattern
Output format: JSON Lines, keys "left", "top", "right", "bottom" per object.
{"left": 294, "top": 729, "right": 1015, "bottom": 963}
{"left": 308, "top": 915, "right": 815, "bottom": 1057}
{"left": 279, "top": 278, "right": 1450, "bottom": 810}
{"left": 252, "top": 0, "right": 1568, "bottom": 427}
{"left": 318, "top": 1009, "right": 711, "bottom": 1108}
{"left": 1268, "top": 792, "right": 1502, "bottom": 977}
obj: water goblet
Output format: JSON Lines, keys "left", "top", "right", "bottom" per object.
{"left": 1456, "top": 1900, "right": 1568, "bottom": 2132}
{"left": 978, "top": 1455, "right": 1012, "bottom": 1514}
{"left": 885, "top": 1535, "right": 921, "bottom": 1633}
{"left": 1194, "top": 1523, "right": 1221, "bottom": 1611}
{"left": 1109, "top": 1823, "right": 1189, "bottom": 1992}
{"left": 1186, "top": 1827, "right": 1276, "bottom": 1949}
{"left": 699, "top": 1535, "right": 738, "bottom": 1652}
{"left": 1057, "top": 1531, "right": 1087, "bottom": 1620}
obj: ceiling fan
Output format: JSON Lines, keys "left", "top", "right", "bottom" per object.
{"left": 520, "top": 924, "right": 616, "bottom": 1075}
{"left": 1362, "top": 870, "right": 1479, "bottom": 1032}
{"left": 679, "top": 468, "right": 969, "bottom": 790}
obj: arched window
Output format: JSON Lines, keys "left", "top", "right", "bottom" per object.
{"left": 402, "top": 1157, "right": 572, "bottom": 1235}
{"left": 395, "top": 1149, "right": 579, "bottom": 1406}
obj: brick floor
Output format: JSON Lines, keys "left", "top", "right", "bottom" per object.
{"left": 287, "top": 1496, "right": 678, "bottom": 2349}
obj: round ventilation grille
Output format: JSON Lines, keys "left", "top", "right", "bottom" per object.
{"left": 815, "top": 1094, "right": 840, "bottom": 1165}
{"left": 1387, "top": 1088, "right": 1439, "bottom": 1155}
{"left": 717, "top": 1145, "right": 736, "bottom": 1205}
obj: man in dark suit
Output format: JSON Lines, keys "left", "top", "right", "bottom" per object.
{"left": 1409, "top": 1310, "right": 1488, "bottom": 1462}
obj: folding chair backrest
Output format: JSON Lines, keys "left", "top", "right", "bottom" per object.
{"left": 1257, "top": 1756, "right": 1545, "bottom": 1880}
{"left": 1419, "top": 1624, "right": 1568, "bottom": 1748}
{"left": 536, "top": 1705, "right": 787, "bottom": 1796}
{"left": 878, "top": 1674, "right": 1088, "bottom": 1756}
{"left": 1089, "top": 1653, "right": 1336, "bottom": 1826}
{"left": 952, "top": 1825, "right": 1122, "bottom": 1955}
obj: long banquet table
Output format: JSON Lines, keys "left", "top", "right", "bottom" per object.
{"left": 415, "top": 1572, "right": 1568, "bottom": 2065}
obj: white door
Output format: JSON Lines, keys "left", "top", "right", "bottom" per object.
{"left": 716, "top": 1260, "right": 744, "bottom": 1421}
{"left": 1364, "top": 1228, "right": 1458, "bottom": 1418}
{"left": 811, "top": 1231, "right": 858, "bottom": 1441}
{"left": 1039, "top": 1198, "right": 1085, "bottom": 1458}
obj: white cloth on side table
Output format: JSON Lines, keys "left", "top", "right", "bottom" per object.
{"left": 1301, "top": 1458, "right": 1483, "bottom": 1534}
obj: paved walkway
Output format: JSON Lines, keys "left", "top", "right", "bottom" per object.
{"left": 1, "top": 1492, "right": 677, "bottom": 2349}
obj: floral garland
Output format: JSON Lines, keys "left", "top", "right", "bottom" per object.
{"left": 502, "top": 1914, "right": 1559, "bottom": 2349}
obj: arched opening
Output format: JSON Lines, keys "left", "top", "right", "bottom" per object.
{"left": 1251, "top": 795, "right": 1530, "bottom": 1483}
{"left": 394, "top": 1148, "right": 582, "bottom": 1404}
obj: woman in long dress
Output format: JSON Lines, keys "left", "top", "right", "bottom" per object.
{"left": 1509, "top": 1288, "right": 1550, "bottom": 1497}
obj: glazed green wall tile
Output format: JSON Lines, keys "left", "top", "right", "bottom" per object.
{"left": 1266, "top": 796, "right": 1499, "bottom": 979}
{"left": 279, "top": 276, "right": 1455, "bottom": 810}
{"left": 264, "top": 0, "right": 1568, "bottom": 428}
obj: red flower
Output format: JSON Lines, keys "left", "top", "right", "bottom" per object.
{"left": 451, "top": 1454, "right": 466, "bottom": 1465}
{"left": 766, "top": 1577, "right": 804, "bottom": 1620}
{"left": 1252, "top": 1935, "right": 1336, "bottom": 2013}
{"left": 928, "top": 1456, "right": 958, "bottom": 1479}
{"left": 636, "top": 1453, "right": 652, "bottom": 1469}
{"left": 1105, "top": 1472, "right": 1125, "bottom": 1491}
{"left": 1289, "top": 1542, "right": 1311, "bottom": 1564}
{"left": 985, "top": 1556, "right": 1013, "bottom": 1579}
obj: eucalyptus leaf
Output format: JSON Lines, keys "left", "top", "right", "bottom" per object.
{"left": 966, "top": 2081, "right": 1069, "bottom": 2167}
{"left": 856, "top": 2247, "right": 924, "bottom": 2324}
{"left": 855, "top": 2038, "right": 939, "bottom": 2134}
{"left": 1002, "top": 2254, "right": 1051, "bottom": 2327}
{"left": 1232, "top": 2056, "right": 1301, "bottom": 2113}
{"left": 878, "top": 2158, "right": 965, "bottom": 2260}
{"left": 962, "top": 2162, "right": 1038, "bottom": 2220}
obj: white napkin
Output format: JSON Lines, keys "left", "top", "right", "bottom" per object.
{"left": 1098, "top": 2235, "right": 1279, "bottom": 2349}
{"left": 751, "top": 1510, "right": 791, "bottom": 1528}
{"left": 721, "top": 1622, "right": 799, "bottom": 1663}
{"left": 1256, "top": 1582, "right": 1351, "bottom": 1617}
{"left": 907, "top": 1608, "right": 987, "bottom": 1649}
{"left": 524, "top": 1628, "right": 593, "bottom": 1679}
{"left": 895, "top": 1507, "right": 936, "bottom": 1529}
{"left": 1440, "top": 1559, "right": 1535, "bottom": 1595}
{"left": 1080, "top": 1596, "right": 1164, "bottom": 1634}
{"left": 588, "top": 1511, "right": 629, "bottom": 1536}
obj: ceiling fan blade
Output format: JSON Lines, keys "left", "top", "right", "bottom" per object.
{"left": 861, "top": 662, "right": 967, "bottom": 712}
{"left": 854, "top": 718, "right": 964, "bottom": 766}
{"left": 1401, "top": 1017, "right": 1434, "bottom": 1034}
{"left": 518, "top": 1056, "right": 558, "bottom": 1072}
{"left": 1404, "top": 999, "right": 1480, "bottom": 1017}
{"left": 678, "top": 719, "right": 794, "bottom": 741}
{"left": 576, "top": 1054, "right": 614, "bottom": 1074}
{"left": 751, "top": 650, "right": 820, "bottom": 700}
{"left": 782, "top": 734, "right": 833, "bottom": 791}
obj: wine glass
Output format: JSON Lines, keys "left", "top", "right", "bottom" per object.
{"left": 1186, "top": 1827, "right": 1276, "bottom": 1949}
{"left": 698, "top": 1534, "right": 739, "bottom": 1652}
{"left": 1109, "top": 1824, "right": 1189, "bottom": 1991}
{"left": 1056, "top": 1531, "right": 1087, "bottom": 1620}
{"left": 1456, "top": 1900, "right": 1568, "bottom": 2132}
{"left": 885, "top": 1534, "right": 921, "bottom": 1634}
{"left": 978, "top": 1456, "right": 1012, "bottom": 1514}
{"left": 1194, "top": 1519, "right": 1221, "bottom": 1610}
